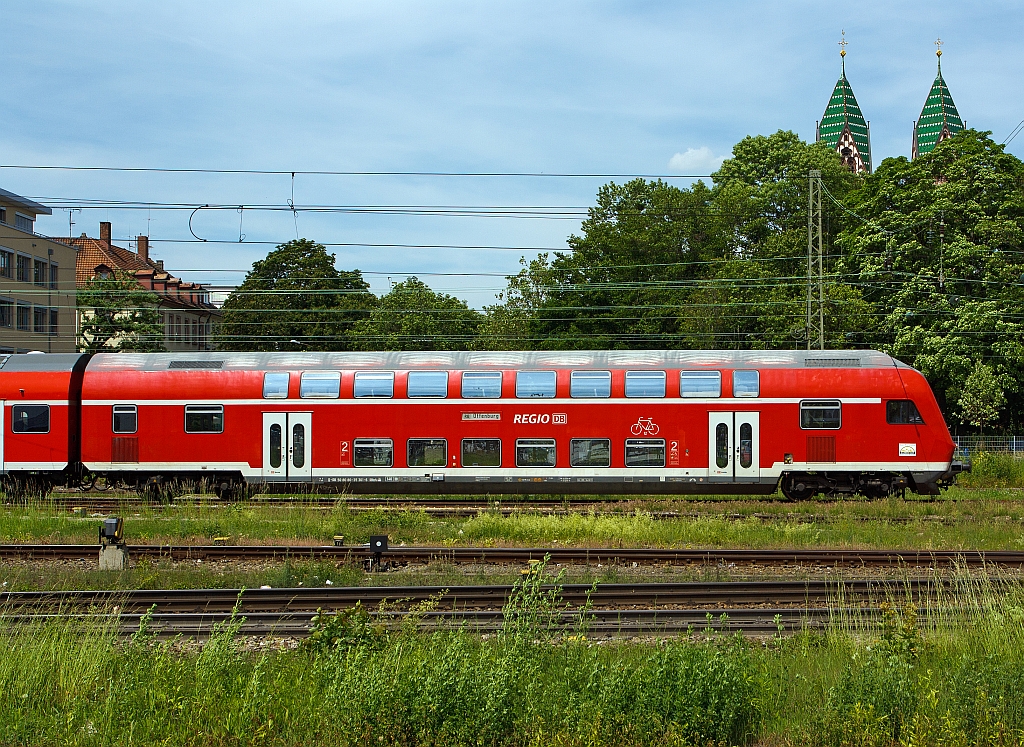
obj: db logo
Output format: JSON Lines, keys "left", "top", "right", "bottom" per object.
{"left": 513, "top": 413, "right": 568, "bottom": 424}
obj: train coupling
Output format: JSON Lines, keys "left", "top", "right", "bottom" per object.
{"left": 950, "top": 460, "right": 971, "bottom": 474}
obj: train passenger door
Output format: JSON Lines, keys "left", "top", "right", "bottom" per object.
{"left": 708, "top": 412, "right": 760, "bottom": 481}
{"left": 0, "top": 400, "right": 5, "bottom": 473}
{"left": 262, "top": 412, "right": 312, "bottom": 482}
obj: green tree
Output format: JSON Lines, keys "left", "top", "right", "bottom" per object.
{"left": 353, "top": 277, "right": 482, "bottom": 351}
{"left": 956, "top": 360, "right": 1007, "bottom": 433}
{"left": 216, "top": 239, "right": 375, "bottom": 351}
{"left": 835, "top": 131, "right": 1024, "bottom": 428}
{"left": 77, "top": 271, "right": 164, "bottom": 352}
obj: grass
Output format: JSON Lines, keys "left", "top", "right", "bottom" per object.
{"left": 958, "top": 452, "right": 1024, "bottom": 489}
{"left": 4, "top": 565, "right": 1024, "bottom": 745}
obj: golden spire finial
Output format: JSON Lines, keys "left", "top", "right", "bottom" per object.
{"left": 935, "top": 37, "right": 943, "bottom": 58}
{"left": 839, "top": 29, "right": 848, "bottom": 58}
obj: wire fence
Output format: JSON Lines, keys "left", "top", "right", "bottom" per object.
{"left": 953, "top": 436, "right": 1024, "bottom": 459}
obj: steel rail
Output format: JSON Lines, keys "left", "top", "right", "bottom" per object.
{"left": 0, "top": 579, "right": 954, "bottom": 614}
{"left": 3, "top": 543, "right": 1024, "bottom": 566}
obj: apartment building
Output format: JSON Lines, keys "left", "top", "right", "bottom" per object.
{"left": 70, "top": 222, "right": 220, "bottom": 351}
{"left": 0, "top": 188, "right": 79, "bottom": 353}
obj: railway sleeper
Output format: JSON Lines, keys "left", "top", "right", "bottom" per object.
{"left": 780, "top": 472, "right": 910, "bottom": 501}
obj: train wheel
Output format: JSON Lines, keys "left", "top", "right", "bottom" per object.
{"left": 781, "top": 476, "right": 817, "bottom": 501}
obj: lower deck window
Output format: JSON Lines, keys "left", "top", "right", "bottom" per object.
{"left": 184, "top": 405, "right": 223, "bottom": 433}
{"left": 800, "top": 400, "right": 841, "bottom": 429}
{"left": 112, "top": 405, "right": 137, "bottom": 434}
{"left": 408, "top": 438, "right": 447, "bottom": 467}
{"left": 516, "top": 439, "right": 556, "bottom": 467}
{"left": 12, "top": 405, "right": 49, "bottom": 433}
{"left": 354, "top": 439, "right": 393, "bottom": 467}
{"left": 625, "top": 439, "right": 665, "bottom": 467}
{"left": 570, "top": 438, "right": 611, "bottom": 467}
{"left": 886, "top": 400, "right": 925, "bottom": 425}
{"left": 462, "top": 438, "right": 501, "bottom": 467}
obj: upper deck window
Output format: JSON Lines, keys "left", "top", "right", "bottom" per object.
{"left": 800, "top": 400, "right": 841, "bottom": 429}
{"left": 353, "top": 371, "right": 394, "bottom": 398}
{"left": 12, "top": 405, "right": 49, "bottom": 433}
{"left": 625, "top": 371, "right": 665, "bottom": 398}
{"left": 680, "top": 370, "right": 721, "bottom": 398}
{"left": 570, "top": 370, "right": 611, "bottom": 398}
{"left": 300, "top": 371, "right": 341, "bottom": 398}
{"left": 886, "top": 400, "right": 925, "bottom": 425}
{"left": 263, "top": 372, "right": 290, "bottom": 399}
{"left": 462, "top": 371, "right": 502, "bottom": 398}
{"left": 407, "top": 371, "right": 448, "bottom": 398}
{"left": 516, "top": 371, "right": 556, "bottom": 398}
{"left": 733, "top": 370, "right": 759, "bottom": 398}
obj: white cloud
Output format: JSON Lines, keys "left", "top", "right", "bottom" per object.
{"left": 668, "top": 146, "right": 726, "bottom": 174}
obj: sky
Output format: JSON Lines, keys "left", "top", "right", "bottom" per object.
{"left": 3, "top": 1, "right": 1022, "bottom": 308}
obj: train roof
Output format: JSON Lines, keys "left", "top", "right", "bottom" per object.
{"left": 0, "top": 353, "right": 86, "bottom": 373}
{"left": 86, "top": 349, "right": 901, "bottom": 371}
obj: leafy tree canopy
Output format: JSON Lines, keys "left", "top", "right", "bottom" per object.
{"left": 353, "top": 277, "right": 482, "bottom": 351}
{"left": 77, "top": 271, "right": 164, "bottom": 352}
{"left": 216, "top": 239, "right": 375, "bottom": 351}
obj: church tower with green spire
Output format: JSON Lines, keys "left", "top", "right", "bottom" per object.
{"left": 817, "top": 33, "right": 871, "bottom": 173}
{"left": 913, "top": 40, "right": 965, "bottom": 159}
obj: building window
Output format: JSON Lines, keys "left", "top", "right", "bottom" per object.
{"left": 12, "top": 405, "right": 49, "bottom": 433}
{"left": 625, "top": 371, "right": 666, "bottom": 398}
{"left": 680, "top": 370, "right": 721, "bottom": 398}
{"left": 886, "top": 400, "right": 925, "bottom": 425}
{"left": 16, "top": 303, "right": 31, "bottom": 331}
{"left": 515, "top": 438, "right": 556, "bottom": 467}
{"left": 733, "top": 370, "right": 759, "bottom": 397}
{"left": 0, "top": 250, "right": 11, "bottom": 278}
{"left": 0, "top": 299, "right": 12, "bottom": 327}
{"left": 0, "top": 207, "right": 6, "bottom": 224}
{"left": 407, "top": 438, "right": 447, "bottom": 467}
{"left": 16, "top": 255, "right": 30, "bottom": 283}
{"left": 49, "top": 263, "right": 58, "bottom": 289}
{"left": 299, "top": 371, "right": 341, "bottom": 398}
{"left": 14, "top": 213, "right": 33, "bottom": 233}
{"left": 800, "top": 400, "right": 842, "bottom": 429}
{"left": 570, "top": 438, "right": 611, "bottom": 467}
{"left": 49, "top": 308, "right": 58, "bottom": 336}
{"left": 407, "top": 371, "right": 448, "bottom": 398}
{"left": 112, "top": 404, "right": 138, "bottom": 434}
{"left": 624, "top": 439, "right": 666, "bottom": 467}
{"left": 353, "top": 371, "right": 394, "bottom": 398}
{"left": 462, "top": 371, "right": 502, "bottom": 398}
{"left": 353, "top": 438, "right": 393, "bottom": 467}
{"left": 184, "top": 404, "right": 224, "bottom": 433}
{"left": 33, "top": 306, "right": 47, "bottom": 333}
{"left": 516, "top": 370, "right": 556, "bottom": 398}
{"left": 570, "top": 370, "right": 611, "bottom": 398}
{"left": 33, "top": 259, "right": 47, "bottom": 287}
{"left": 184, "top": 318, "right": 191, "bottom": 345}
{"left": 263, "top": 372, "right": 289, "bottom": 398}
{"left": 176, "top": 315, "right": 182, "bottom": 340}
{"left": 461, "top": 438, "right": 501, "bottom": 467}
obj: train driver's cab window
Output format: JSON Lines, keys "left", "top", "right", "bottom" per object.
{"left": 353, "top": 439, "right": 393, "bottom": 467}
{"left": 408, "top": 438, "right": 447, "bottom": 466}
{"left": 732, "top": 370, "right": 759, "bottom": 397}
{"left": 112, "top": 405, "right": 138, "bottom": 434}
{"left": 353, "top": 372, "right": 394, "bottom": 398}
{"left": 570, "top": 370, "right": 611, "bottom": 398}
{"left": 800, "top": 400, "right": 841, "bottom": 429}
{"left": 263, "top": 372, "right": 290, "bottom": 399}
{"left": 570, "top": 438, "right": 611, "bottom": 467}
{"left": 462, "top": 371, "right": 502, "bottom": 398}
{"left": 886, "top": 400, "right": 925, "bottom": 425}
{"left": 184, "top": 405, "right": 224, "bottom": 433}
{"left": 680, "top": 370, "right": 721, "bottom": 398}
{"left": 462, "top": 438, "right": 501, "bottom": 466}
{"left": 300, "top": 371, "right": 341, "bottom": 398}
{"left": 516, "top": 370, "right": 556, "bottom": 398}
{"left": 516, "top": 439, "right": 556, "bottom": 467}
{"left": 625, "top": 371, "right": 666, "bottom": 398}
{"left": 625, "top": 439, "right": 666, "bottom": 467}
{"left": 12, "top": 405, "right": 49, "bottom": 433}
{"left": 407, "top": 371, "right": 448, "bottom": 398}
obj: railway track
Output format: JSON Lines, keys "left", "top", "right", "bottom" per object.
{"left": 3, "top": 543, "right": 1024, "bottom": 567}
{"left": 3, "top": 580, "right": 943, "bottom": 637}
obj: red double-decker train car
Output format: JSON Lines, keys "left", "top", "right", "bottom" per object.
{"left": 1, "top": 349, "right": 962, "bottom": 498}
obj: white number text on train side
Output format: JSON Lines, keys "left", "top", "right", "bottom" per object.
{"left": 630, "top": 417, "right": 660, "bottom": 436}
{"left": 513, "top": 413, "right": 567, "bottom": 424}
